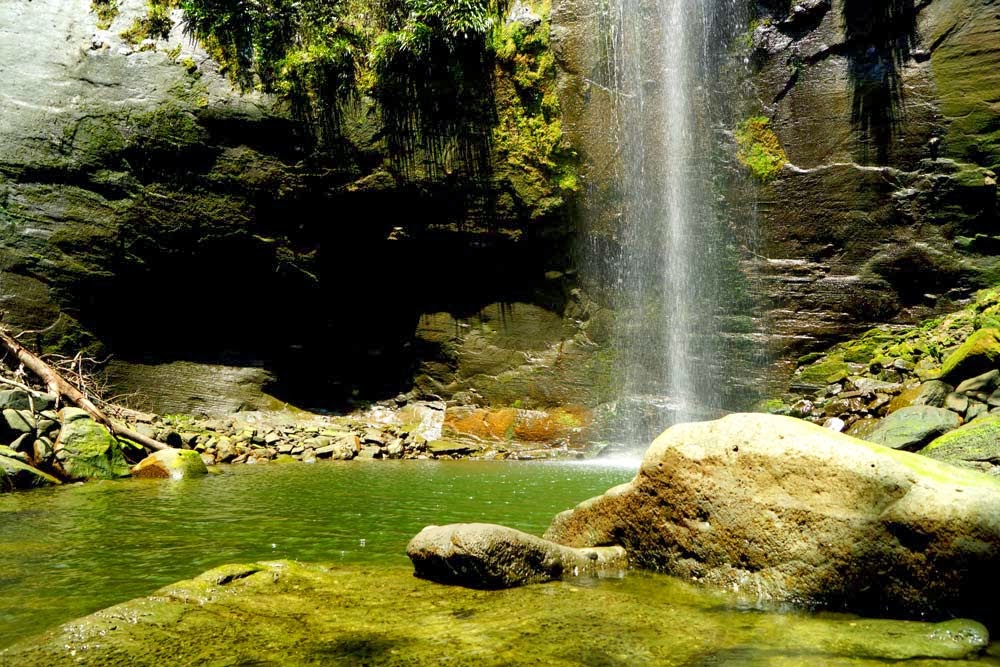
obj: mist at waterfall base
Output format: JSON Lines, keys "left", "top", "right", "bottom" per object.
{"left": 583, "top": 0, "right": 763, "bottom": 450}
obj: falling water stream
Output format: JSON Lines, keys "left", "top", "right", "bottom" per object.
{"left": 593, "top": 0, "right": 756, "bottom": 445}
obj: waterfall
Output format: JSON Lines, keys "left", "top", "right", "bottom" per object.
{"left": 588, "top": 0, "right": 756, "bottom": 445}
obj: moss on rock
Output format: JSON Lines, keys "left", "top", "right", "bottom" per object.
{"left": 54, "top": 411, "right": 131, "bottom": 481}
{"left": 939, "top": 327, "right": 1000, "bottom": 383}
{"left": 2, "top": 560, "right": 994, "bottom": 664}
{"left": 920, "top": 414, "right": 1000, "bottom": 469}
{"left": 735, "top": 116, "right": 787, "bottom": 181}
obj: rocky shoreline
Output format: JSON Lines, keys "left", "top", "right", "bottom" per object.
{"left": 0, "top": 392, "right": 596, "bottom": 491}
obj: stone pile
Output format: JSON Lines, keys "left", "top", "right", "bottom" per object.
{"left": 147, "top": 411, "right": 503, "bottom": 466}
{"left": 790, "top": 324, "right": 1000, "bottom": 476}
{"left": 0, "top": 389, "right": 132, "bottom": 490}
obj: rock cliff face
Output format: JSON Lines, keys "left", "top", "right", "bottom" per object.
{"left": 747, "top": 0, "right": 1000, "bottom": 386}
{"left": 553, "top": 0, "right": 1000, "bottom": 397}
{"left": 0, "top": 0, "right": 604, "bottom": 414}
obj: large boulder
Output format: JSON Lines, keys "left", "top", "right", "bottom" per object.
{"left": 407, "top": 523, "right": 627, "bottom": 589}
{"left": 131, "top": 448, "right": 208, "bottom": 480}
{"left": 53, "top": 409, "right": 131, "bottom": 480}
{"left": 545, "top": 413, "right": 1000, "bottom": 626}
{"left": 864, "top": 405, "right": 962, "bottom": 450}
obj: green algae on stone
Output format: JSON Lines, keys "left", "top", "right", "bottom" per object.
{"left": 929, "top": 2, "right": 1000, "bottom": 170}
{"left": 796, "top": 354, "right": 850, "bottom": 385}
{"left": 939, "top": 327, "right": 1000, "bottom": 383}
{"left": 91, "top": 0, "right": 119, "bottom": 30}
{"left": 54, "top": 411, "right": 130, "bottom": 481}
{"left": 1, "top": 560, "right": 992, "bottom": 665}
{"left": 920, "top": 414, "right": 1000, "bottom": 469}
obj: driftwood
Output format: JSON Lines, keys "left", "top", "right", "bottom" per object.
{"left": 0, "top": 326, "right": 170, "bottom": 452}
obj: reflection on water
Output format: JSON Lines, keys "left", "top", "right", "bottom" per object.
{"left": 0, "top": 460, "right": 636, "bottom": 647}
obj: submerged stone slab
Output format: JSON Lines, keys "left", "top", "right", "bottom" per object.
{"left": 1, "top": 561, "right": 990, "bottom": 665}
{"left": 545, "top": 413, "right": 1000, "bottom": 627}
{"left": 407, "top": 523, "right": 626, "bottom": 589}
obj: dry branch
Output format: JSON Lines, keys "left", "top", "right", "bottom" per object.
{"left": 0, "top": 326, "right": 170, "bottom": 452}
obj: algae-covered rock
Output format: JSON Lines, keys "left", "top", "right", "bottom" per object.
{"left": 920, "top": 414, "right": 1000, "bottom": 474}
{"left": 939, "top": 328, "right": 1000, "bottom": 384}
{"left": 53, "top": 410, "right": 130, "bottom": 481}
{"left": 0, "top": 447, "right": 61, "bottom": 490}
{"left": 864, "top": 405, "right": 962, "bottom": 451}
{"left": 131, "top": 448, "right": 208, "bottom": 480}
{"left": 407, "top": 523, "right": 627, "bottom": 588}
{"left": 1, "top": 560, "right": 991, "bottom": 665}
{"left": 545, "top": 413, "right": 1000, "bottom": 626}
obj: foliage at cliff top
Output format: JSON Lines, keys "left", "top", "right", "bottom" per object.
{"left": 794, "top": 286, "right": 1000, "bottom": 387}
{"left": 175, "top": 0, "right": 574, "bottom": 218}
{"left": 491, "top": 0, "right": 577, "bottom": 220}
{"left": 735, "top": 116, "right": 787, "bottom": 182}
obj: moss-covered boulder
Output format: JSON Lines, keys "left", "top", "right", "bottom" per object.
{"left": 920, "top": 414, "right": 1000, "bottom": 475}
{"left": 864, "top": 405, "right": 962, "bottom": 451}
{"left": 546, "top": 413, "right": 1000, "bottom": 625}
{"left": 131, "top": 448, "right": 208, "bottom": 480}
{"left": 940, "top": 328, "right": 1000, "bottom": 384}
{"left": 53, "top": 409, "right": 130, "bottom": 481}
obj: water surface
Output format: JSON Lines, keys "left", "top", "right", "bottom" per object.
{"left": 0, "top": 459, "right": 635, "bottom": 647}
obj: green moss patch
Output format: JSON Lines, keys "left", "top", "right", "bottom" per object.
{"left": 921, "top": 414, "right": 1000, "bottom": 466}
{"left": 939, "top": 327, "right": 1000, "bottom": 383}
{"left": 91, "top": 0, "right": 119, "bottom": 30}
{"left": 735, "top": 116, "right": 787, "bottom": 181}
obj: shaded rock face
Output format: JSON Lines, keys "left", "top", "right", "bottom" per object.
{"left": 745, "top": 0, "right": 1000, "bottom": 384}
{"left": 0, "top": 0, "right": 596, "bottom": 414}
{"left": 406, "top": 523, "right": 627, "bottom": 589}
{"left": 545, "top": 413, "right": 1000, "bottom": 627}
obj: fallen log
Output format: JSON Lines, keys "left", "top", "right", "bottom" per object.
{"left": 0, "top": 326, "right": 170, "bottom": 452}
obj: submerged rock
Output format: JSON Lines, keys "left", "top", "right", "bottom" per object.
{"left": 407, "top": 523, "right": 627, "bottom": 588}
{"left": 131, "top": 449, "right": 209, "bottom": 480}
{"left": 1, "top": 561, "right": 991, "bottom": 665}
{"left": 545, "top": 413, "right": 1000, "bottom": 626}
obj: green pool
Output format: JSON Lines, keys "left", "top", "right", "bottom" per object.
{"left": 0, "top": 458, "right": 636, "bottom": 647}
{"left": 2, "top": 459, "right": 998, "bottom": 665}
